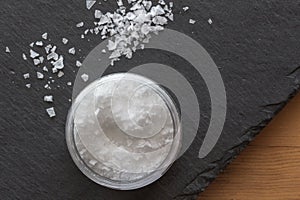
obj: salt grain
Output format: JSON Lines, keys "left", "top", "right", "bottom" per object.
{"left": 67, "top": 82, "right": 72, "bottom": 86}
{"left": 189, "top": 19, "right": 196, "bottom": 24}
{"left": 39, "top": 56, "right": 44, "bottom": 64}
{"left": 23, "top": 73, "right": 30, "bottom": 79}
{"left": 208, "top": 18, "right": 213, "bottom": 24}
{"left": 42, "top": 32, "right": 48, "bottom": 40}
{"left": 52, "top": 55, "right": 64, "bottom": 69}
{"left": 76, "top": 22, "right": 84, "bottom": 28}
{"left": 35, "top": 41, "right": 43, "bottom": 47}
{"left": 30, "top": 49, "right": 39, "bottom": 58}
{"left": 68, "top": 47, "right": 76, "bottom": 55}
{"left": 45, "top": 44, "right": 52, "bottom": 54}
{"left": 86, "top": 0, "right": 96, "bottom": 10}
{"left": 183, "top": 6, "right": 189, "bottom": 11}
{"left": 22, "top": 53, "right": 27, "bottom": 60}
{"left": 43, "top": 66, "right": 48, "bottom": 72}
{"left": 44, "top": 95, "right": 53, "bottom": 102}
{"left": 5, "top": 47, "right": 10, "bottom": 53}
{"left": 33, "top": 59, "right": 41, "bottom": 66}
{"left": 44, "top": 84, "right": 51, "bottom": 89}
{"left": 52, "top": 67, "right": 58, "bottom": 74}
{"left": 95, "top": 10, "right": 102, "bottom": 18}
{"left": 25, "top": 84, "right": 31, "bottom": 88}
{"left": 57, "top": 71, "right": 64, "bottom": 78}
{"left": 46, "top": 107, "right": 56, "bottom": 118}
{"left": 62, "top": 38, "right": 69, "bottom": 44}
{"left": 76, "top": 61, "right": 82, "bottom": 67}
{"left": 81, "top": 73, "right": 89, "bottom": 82}
{"left": 37, "top": 72, "right": 44, "bottom": 79}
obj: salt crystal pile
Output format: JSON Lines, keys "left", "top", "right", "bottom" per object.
{"left": 83, "top": 0, "right": 174, "bottom": 64}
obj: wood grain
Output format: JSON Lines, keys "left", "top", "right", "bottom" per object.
{"left": 198, "top": 93, "right": 300, "bottom": 200}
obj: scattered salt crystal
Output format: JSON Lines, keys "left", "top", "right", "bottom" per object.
{"left": 37, "top": 72, "right": 44, "bottom": 79}
{"left": 39, "top": 56, "right": 44, "bottom": 64}
{"left": 50, "top": 46, "right": 57, "bottom": 53}
{"left": 43, "top": 66, "right": 48, "bottom": 72}
{"left": 183, "top": 6, "right": 189, "bottom": 11}
{"left": 44, "top": 95, "right": 53, "bottom": 102}
{"left": 46, "top": 107, "right": 56, "bottom": 118}
{"left": 76, "top": 22, "right": 84, "bottom": 28}
{"left": 45, "top": 44, "right": 52, "bottom": 54}
{"left": 57, "top": 71, "right": 64, "bottom": 78}
{"left": 76, "top": 61, "right": 82, "bottom": 67}
{"left": 52, "top": 55, "right": 64, "bottom": 69}
{"left": 52, "top": 67, "right": 58, "bottom": 73}
{"left": 35, "top": 41, "right": 43, "bottom": 47}
{"left": 30, "top": 42, "right": 34, "bottom": 47}
{"left": 42, "top": 32, "right": 48, "bottom": 40}
{"left": 102, "top": 49, "right": 106, "bottom": 53}
{"left": 25, "top": 84, "right": 31, "bottom": 88}
{"left": 5, "top": 47, "right": 10, "bottom": 53}
{"left": 86, "top": 0, "right": 96, "bottom": 10}
{"left": 22, "top": 53, "right": 27, "bottom": 60}
{"left": 23, "top": 73, "right": 30, "bottom": 79}
{"left": 95, "top": 10, "right": 102, "bottom": 18}
{"left": 67, "top": 82, "right": 72, "bottom": 86}
{"left": 30, "top": 49, "right": 39, "bottom": 58}
{"left": 189, "top": 19, "right": 196, "bottom": 24}
{"left": 62, "top": 38, "right": 68, "bottom": 44}
{"left": 68, "top": 99, "right": 72, "bottom": 102}
{"left": 208, "top": 18, "right": 213, "bottom": 24}
{"left": 47, "top": 52, "right": 59, "bottom": 61}
{"left": 44, "top": 84, "right": 51, "bottom": 89}
{"left": 81, "top": 73, "right": 89, "bottom": 82}
{"left": 68, "top": 47, "right": 76, "bottom": 55}
{"left": 33, "top": 59, "right": 41, "bottom": 66}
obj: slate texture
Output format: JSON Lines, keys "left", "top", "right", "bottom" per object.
{"left": 0, "top": 0, "right": 299, "bottom": 200}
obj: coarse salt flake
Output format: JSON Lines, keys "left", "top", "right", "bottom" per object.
{"left": 68, "top": 47, "right": 76, "bottom": 55}
{"left": 76, "top": 22, "right": 84, "bottom": 28}
{"left": 37, "top": 72, "right": 44, "bottom": 79}
{"left": 189, "top": 19, "right": 196, "bottom": 24}
{"left": 42, "top": 32, "right": 48, "bottom": 40}
{"left": 76, "top": 61, "right": 82, "bottom": 67}
{"left": 62, "top": 38, "right": 68, "bottom": 44}
{"left": 5, "top": 47, "right": 10, "bottom": 53}
{"left": 86, "top": 0, "right": 96, "bottom": 10}
{"left": 81, "top": 73, "right": 89, "bottom": 82}
{"left": 44, "top": 95, "right": 53, "bottom": 102}
{"left": 23, "top": 73, "right": 30, "bottom": 79}
{"left": 46, "top": 107, "right": 56, "bottom": 118}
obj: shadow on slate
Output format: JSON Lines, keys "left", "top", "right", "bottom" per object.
{"left": 0, "top": 0, "right": 299, "bottom": 200}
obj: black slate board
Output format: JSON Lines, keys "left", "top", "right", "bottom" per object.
{"left": 1, "top": 0, "right": 300, "bottom": 199}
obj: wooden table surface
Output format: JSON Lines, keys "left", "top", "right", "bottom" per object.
{"left": 198, "top": 93, "right": 300, "bottom": 200}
